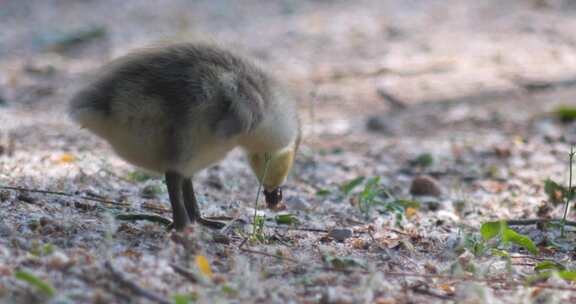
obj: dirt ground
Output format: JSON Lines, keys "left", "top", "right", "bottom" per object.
{"left": 2, "top": 0, "right": 576, "bottom": 303}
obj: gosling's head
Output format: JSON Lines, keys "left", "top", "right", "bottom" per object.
{"left": 247, "top": 136, "right": 300, "bottom": 209}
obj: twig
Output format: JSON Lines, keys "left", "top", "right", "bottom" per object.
{"left": 104, "top": 261, "right": 171, "bottom": 304}
{"left": 238, "top": 237, "right": 298, "bottom": 263}
{"left": 376, "top": 87, "right": 408, "bottom": 110}
{"left": 220, "top": 217, "right": 247, "bottom": 234}
{"left": 271, "top": 231, "right": 293, "bottom": 247}
{"left": 509, "top": 255, "right": 557, "bottom": 262}
{"left": 0, "top": 185, "right": 170, "bottom": 213}
{"left": 240, "top": 247, "right": 299, "bottom": 263}
{"left": 381, "top": 226, "right": 412, "bottom": 236}
{"left": 264, "top": 225, "right": 328, "bottom": 233}
{"left": 116, "top": 213, "right": 172, "bottom": 226}
{"left": 506, "top": 218, "right": 576, "bottom": 227}
{"left": 170, "top": 263, "right": 200, "bottom": 284}
{"left": 409, "top": 281, "right": 453, "bottom": 300}
{"left": 0, "top": 185, "right": 126, "bottom": 206}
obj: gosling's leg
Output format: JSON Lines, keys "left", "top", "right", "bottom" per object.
{"left": 182, "top": 177, "right": 225, "bottom": 229}
{"left": 165, "top": 172, "right": 190, "bottom": 231}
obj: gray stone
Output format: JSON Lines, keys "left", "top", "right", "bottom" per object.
{"left": 328, "top": 228, "right": 352, "bottom": 242}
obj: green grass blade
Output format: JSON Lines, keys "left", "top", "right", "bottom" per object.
{"left": 15, "top": 270, "right": 55, "bottom": 297}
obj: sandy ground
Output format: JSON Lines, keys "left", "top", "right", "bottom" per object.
{"left": 2, "top": 0, "right": 576, "bottom": 303}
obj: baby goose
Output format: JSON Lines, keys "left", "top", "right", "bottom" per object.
{"left": 69, "top": 43, "right": 300, "bottom": 230}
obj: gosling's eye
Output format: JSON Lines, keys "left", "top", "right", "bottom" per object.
{"left": 263, "top": 188, "right": 283, "bottom": 209}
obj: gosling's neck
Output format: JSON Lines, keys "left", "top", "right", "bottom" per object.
{"left": 238, "top": 90, "right": 299, "bottom": 154}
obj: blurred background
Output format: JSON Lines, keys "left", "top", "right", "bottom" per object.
{"left": 2, "top": 0, "right": 576, "bottom": 136}
{"left": 3, "top": 1, "right": 576, "bottom": 302}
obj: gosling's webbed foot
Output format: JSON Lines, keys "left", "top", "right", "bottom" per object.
{"left": 181, "top": 177, "right": 225, "bottom": 229}
{"left": 166, "top": 220, "right": 191, "bottom": 231}
{"left": 165, "top": 216, "right": 191, "bottom": 231}
{"left": 166, "top": 218, "right": 224, "bottom": 230}
{"left": 197, "top": 218, "right": 226, "bottom": 229}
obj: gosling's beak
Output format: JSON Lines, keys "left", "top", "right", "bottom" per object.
{"left": 248, "top": 147, "right": 295, "bottom": 209}
{"left": 263, "top": 187, "right": 283, "bottom": 209}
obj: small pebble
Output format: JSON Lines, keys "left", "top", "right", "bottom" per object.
{"left": 39, "top": 216, "right": 53, "bottom": 227}
{"left": 48, "top": 251, "right": 72, "bottom": 270}
{"left": 17, "top": 193, "right": 36, "bottom": 204}
{"left": 212, "top": 233, "right": 231, "bottom": 244}
{"left": 140, "top": 184, "right": 161, "bottom": 199}
{"left": 0, "top": 223, "right": 12, "bottom": 237}
{"left": 366, "top": 116, "right": 392, "bottom": 134}
{"left": 0, "top": 190, "right": 11, "bottom": 201}
{"left": 410, "top": 175, "right": 442, "bottom": 197}
{"left": 328, "top": 228, "right": 352, "bottom": 242}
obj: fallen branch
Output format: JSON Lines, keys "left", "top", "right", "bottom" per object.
{"left": 104, "top": 261, "right": 171, "bottom": 304}
{"left": 512, "top": 263, "right": 536, "bottom": 267}
{"left": 116, "top": 213, "right": 172, "bottom": 227}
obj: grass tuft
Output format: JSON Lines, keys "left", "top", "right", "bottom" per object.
{"left": 561, "top": 145, "right": 575, "bottom": 237}
{"left": 251, "top": 153, "right": 272, "bottom": 241}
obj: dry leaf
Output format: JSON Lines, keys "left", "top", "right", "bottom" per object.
{"left": 435, "top": 283, "right": 455, "bottom": 293}
{"left": 350, "top": 238, "right": 368, "bottom": 249}
{"left": 56, "top": 153, "right": 76, "bottom": 164}
{"left": 531, "top": 287, "right": 544, "bottom": 299}
{"left": 405, "top": 207, "right": 417, "bottom": 219}
{"left": 195, "top": 255, "right": 213, "bottom": 278}
{"left": 119, "top": 249, "right": 142, "bottom": 260}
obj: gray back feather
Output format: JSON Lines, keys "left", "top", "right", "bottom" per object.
{"left": 70, "top": 43, "right": 271, "bottom": 137}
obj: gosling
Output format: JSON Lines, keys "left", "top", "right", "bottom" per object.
{"left": 69, "top": 43, "right": 300, "bottom": 230}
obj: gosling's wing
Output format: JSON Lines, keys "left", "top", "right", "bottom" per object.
{"left": 69, "top": 52, "right": 212, "bottom": 128}
{"left": 207, "top": 70, "right": 269, "bottom": 138}
{"left": 69, "top": 43, "right": 271, "bottom": 139}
